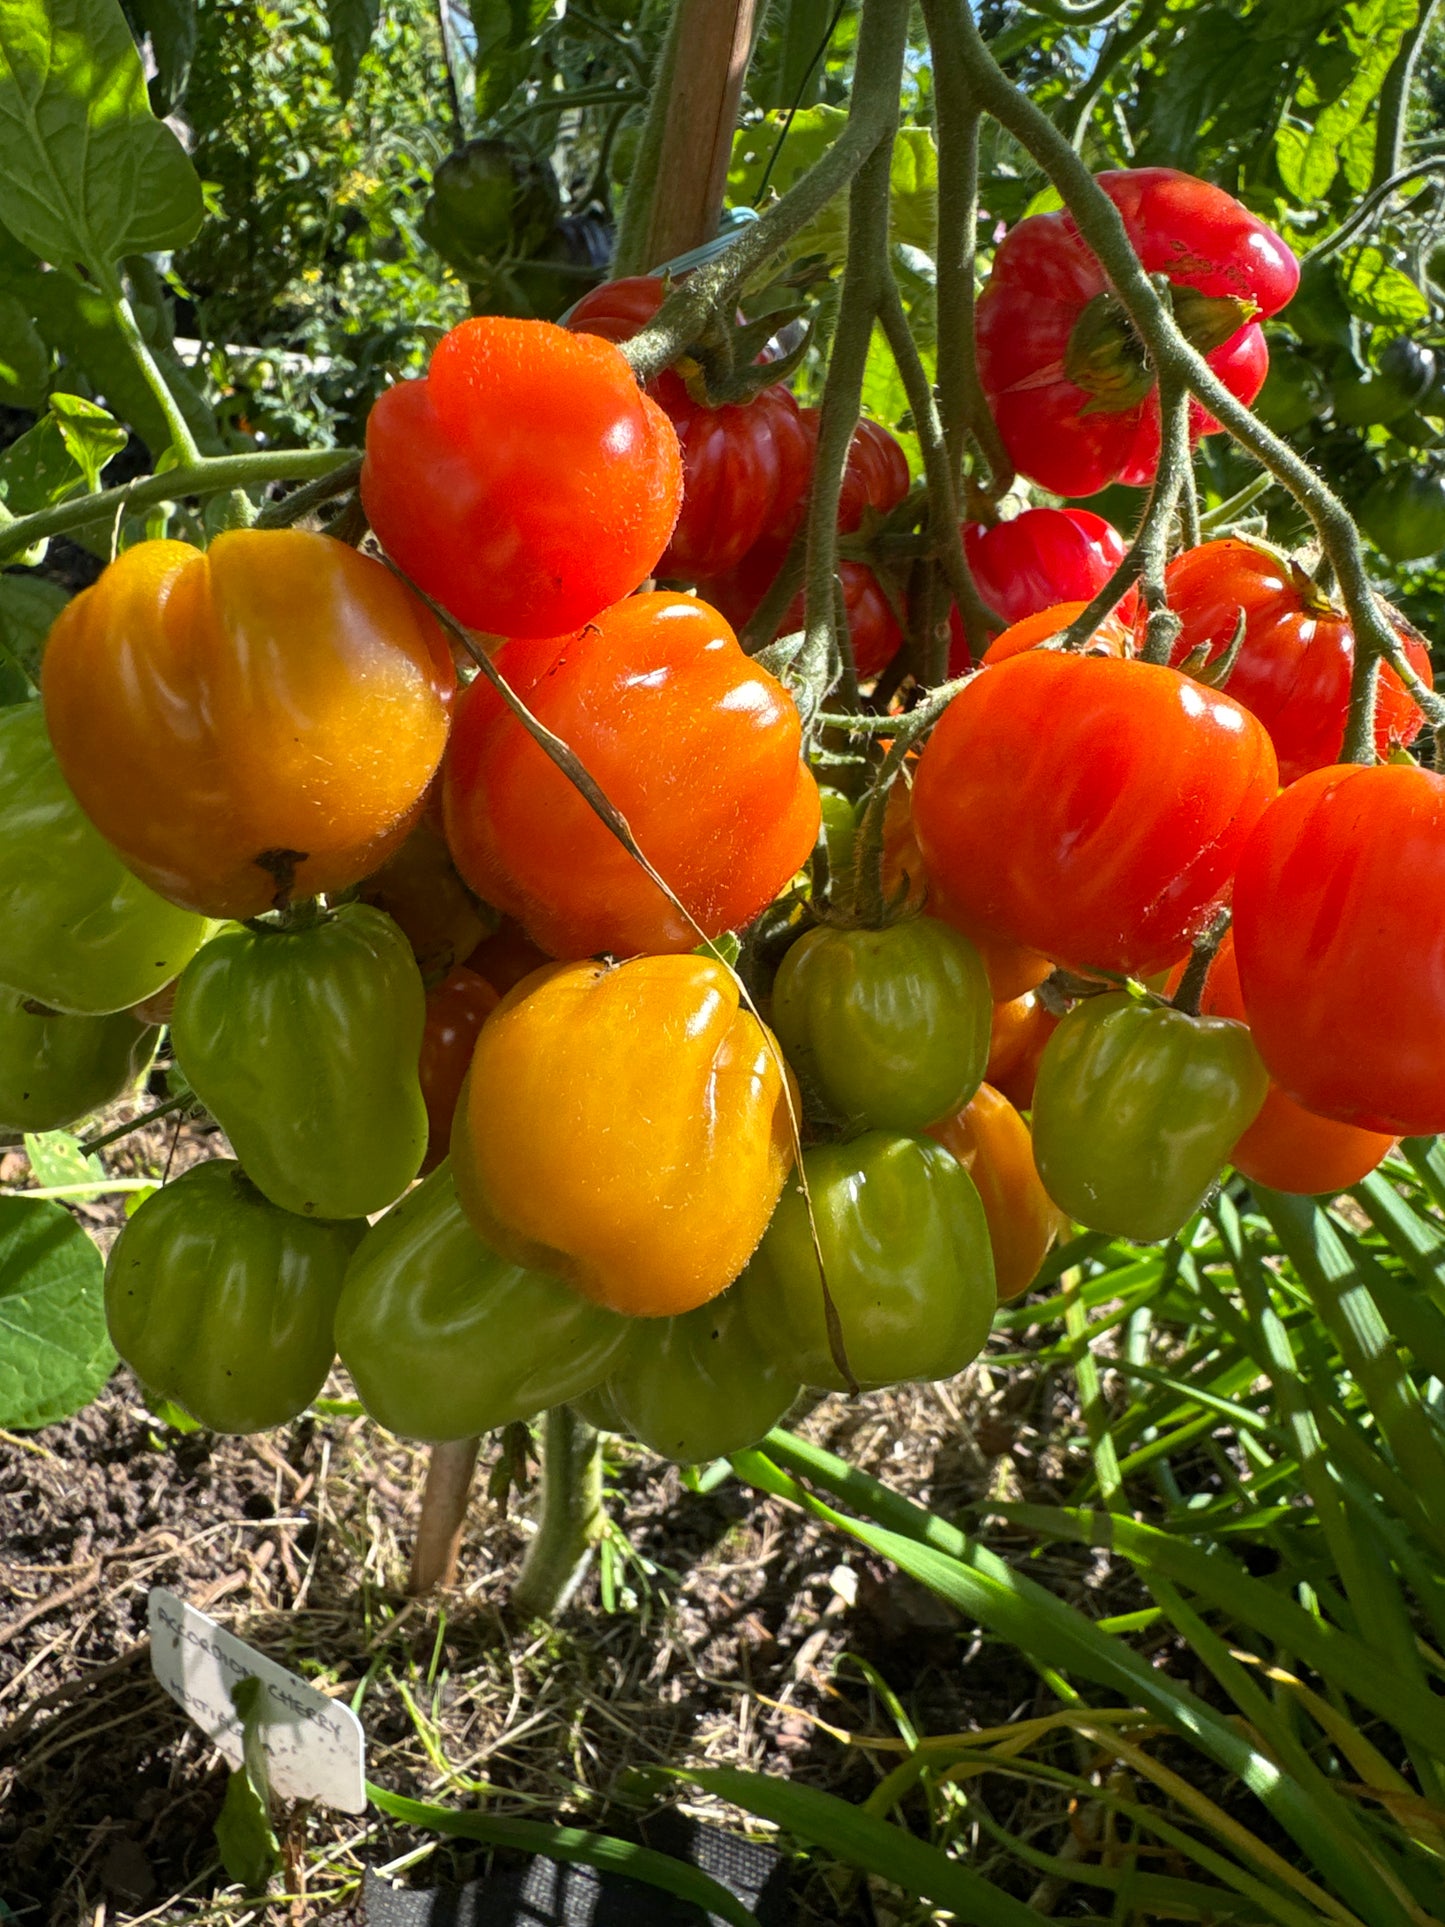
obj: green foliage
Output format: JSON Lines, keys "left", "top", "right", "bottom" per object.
{"left": 0, "top": 1192, "right": 114, "bottom": 1429}
{"left": 214, "top": 1677, "right": 282, "bottom": 1896}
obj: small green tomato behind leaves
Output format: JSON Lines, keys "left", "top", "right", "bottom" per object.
{"left": 1031, "top": 990, "right": 1267, "bottom": 1242}
{"left": 0, "top": 990, "right": 158, "bottom": 1133}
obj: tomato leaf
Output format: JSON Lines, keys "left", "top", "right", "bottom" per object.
{"left": 24, "top": 1131, "right": 105, "bottom": 1188}
{"left": 214, "top": 1677, "right": 282, "bottom": 1897}
{"left": 0, "top": 0, "right": 203, "bottom": 275}
{"left": 0, "top": 574, "right": 64, "bottom": 703}
{"left": 728, "top": 108, "right": 937, "bottom": 269}
{"left": 0, "top": 290, "right": 47, "bottom": 409}
{"left": 469, "top": 0, "right": 554, "bottom": 122}
{"left": 1339, "top": 245, "right": 1430, "bottom": 329}
{"left": 0, "top": 1193, "right": 113, "bottom": 1429}
{"left": 325, "top": 0, "right": 379, "bottom": 105}
{"left": 126, "top": 0, "right": 196, "bottom": 118}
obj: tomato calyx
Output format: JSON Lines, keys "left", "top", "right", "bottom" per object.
{"left": 1288, "top": 557, "right": 1342, "bottom": 621}
{"left": 243, "top": 895, "right": 333, "bottom": 938}
{"left": 1064, "top": 283, "right": 1256, "bottom": 414}
{"left": 1176, "top": 604, "right": 1249, "bottom": 690}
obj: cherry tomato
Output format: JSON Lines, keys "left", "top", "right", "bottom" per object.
{"left": 1032, "top": 991, "right": 1267, "bottom": 1241}
{"left": 1234, "top": 763, "right": 1445, "bottom": 1136}
{"left": 986, "top": 991, "right": 1059, "bottom": 1111}
{"left": 1163, "top": 539, "right": 1431, "bottom": 782}
{"left": 964, "top": 508, "right": 1132, "bottom": 627}
{"left": 567, "top": 277, "right": 805, "bottom": 581}
{"left": 418, "top": 967, "right": 500, "bottom": 1174}
{"left": 42, "top": 532, "right": 455, "bottom": 921}
{"left": 451, "top": 955, "right": 797, "bottom": 1317}
{"left": 361, "top": 316, "right": 683, "bottom": 637}
{"left": 928, "top": 1083, "right": 1062, "bottom": 1299}
{"left": 443, "top": 592, "right": 820, "bottom": 959}
{"left": 770, "top": 917, "right": 991, "bottom": 1133}
{"left": 1164, "top": 935, "right": 1394, "bottom": 1194}
{"left": 913, "top": 652, "right": 1279, "bottom": 979}
{"left": 978, "top": 169, "right": 1299, "bottom": 495}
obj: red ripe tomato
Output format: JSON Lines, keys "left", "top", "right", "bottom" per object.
{"left": 1163, "top": 539, "right": 1432, "bottom": 783}
{"left": 1234, "top": 762, "right": 1445, "bottom": 1136}
{"left": 360, "top": 316, "right": 683, "bottom": 638}
{"left": 705, "top": 411, "right": 910, "bottom": 675}
{"left": 567, "top": 276, "right": 806, "bottom": 581}
{"left": 964, "top": 508, "right": 1132, "bottom": 626}
{"left": 1163, "top": 935, "right": 1393, "bottom": 1194}
{"left": 443, "top": 591, "right": 821, "bottom": 959}
{"left": 418, "top": 967, "right": 499, "bottom": 1174}
{"left": 977, "top": 169, "right": 1299, "bottom": 496}
{"left": 914, "top": 651, "right": 1279, "bottom": 979}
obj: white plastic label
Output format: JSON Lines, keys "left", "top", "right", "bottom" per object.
{"left": 148, "top": 1586, "right": 366, "bottom": 1813}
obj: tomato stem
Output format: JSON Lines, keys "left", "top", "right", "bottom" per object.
{"left": 511, "top": 1408, "right": 606, "bottom": 1622}
{"left": 1171, "top": 911, "right": 1231, "bottom": 1019}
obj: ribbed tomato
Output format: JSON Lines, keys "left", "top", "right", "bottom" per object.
{"left": 1163, "top": 539, "right": 1431, "bottom": 782}
{"left": 964, "top": 508, "right": 1132, "bottom": 626}
{"left": 913, "top": 651, "right": 1279, "bottom": 979}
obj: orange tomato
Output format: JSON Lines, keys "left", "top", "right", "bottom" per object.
{"left": 981, "top": 599, "right": 1134, "bottom": 665}
{"left": 42, "top": 532, "right": 455, "bottom": 920}
{"left": 986, "top": 992, "right": 1059, "bottom": 1111}
{"left": 929, "top": 1083, "right": 1062, "bottom": 1299}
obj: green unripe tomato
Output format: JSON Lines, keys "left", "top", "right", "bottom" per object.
{"left": 770, "top": 918, "right": 990, "bottom": 1132}
{"left": 106, "top": 1160, "right": 363, "bottom": 1433}
{"left": 604, "top": 1287, "right": 801, "bottom": 1463}
{"left": 1360, "top": 469, "right": 1445, "bottom": 563}
{"left": 571, "top": 1379, "right": 628, "bottom": 1435}
{"left": 0, "top": 704, "right": 209, "bottom": 1015}
{"left": 0, "top": 989, "right": 158, "bottom": 1132}
{"left": 1031, "top": 991, "right": 1267, "bottom": 1243}
{"left": 740, "top": 1132, "right": 997, "bottom": 1392}
{"left": 171, "top": 903, "right": 428, "bottom": 1219}
{"left": 816, "top": 786, "right": 859, "bottom": 906}
{"left": 335, "top": 1161, "right": 632, "bottom": 1442}
{"left": 1251, "top": 345, "right": 1325, "bottom": 434}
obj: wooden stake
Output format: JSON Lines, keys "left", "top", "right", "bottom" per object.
{"left": 408, "top": 1435, "right": 481, "bottom": 1594}
{"left": 640, "top": 0, "right": 759, "bottom": 269}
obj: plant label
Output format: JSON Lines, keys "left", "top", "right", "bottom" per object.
{"left": 148, "top": 1586, "right": 366, "bottom": 1812}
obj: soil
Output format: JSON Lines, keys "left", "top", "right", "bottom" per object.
{"left": 0, "top": 1105, "right": 1133, "bottom": 1927}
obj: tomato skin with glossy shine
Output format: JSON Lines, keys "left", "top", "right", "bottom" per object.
{"left": 0, "top": 992, "right": 157, "bottom": 1133}
{"left": 985, "top": 992, "right": 1059, "bottom": 1112}
{"left": 42, "top": 532, "right": 455, "bottom": 921}
{"left": 1032, "top": 992, "right": 1267, "bottom": 1241}
{"left": 980, "top": 599, "right": 1134, "bottom": 666}
{"left": 171, "top": 904, "right": 428, "bottom": 1219}
{"left": 770, "top": 917, "right": 991, "bottom": 1132}
{"left": 1164, "top": 539, "right": 1431, "bottom": 782}
{"left": 443, "top": 592, "right": 820, "bottom": 959}
{"left": 601, "top": 1286, "right": 802, "bottom": 1462}
{"left": 335, "top": 1161, "right": 631, "bottom": 1441}
{"left": 418, "top": 967, "right": 499, "bottom": 1174}
{"left": 978, "top": 168, "right": 1298, "bottom": 495}
{"left": 0, "top": 704, "right": 209, "bottom": 1015}
{"left": 1234, "top": 763, "right": 1445, "bottom": 1136}
{"left": 928, "top": 1083, "right": 1061, "bottom": 1299}
{"left": 105, "top": 1161, "right": 364, "bottom": 1434}
{"left": 965, "top": 509, "right": 1131, "bottom": 626}
{"left": 451, "top": 956, "right": 797, "bottom": 1318}
{"left": 361, "top": 316, "right": 682, "bottom": 636}
{"left": 913, "top": 652, "right": 1279, "bottom": 979}
{"left": 739, "top": 1132, "right": 996, "bottom": 1391}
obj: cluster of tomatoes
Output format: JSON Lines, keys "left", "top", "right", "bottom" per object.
{"left": 4, "top": 164, "right": 1440, "bottom": 1466}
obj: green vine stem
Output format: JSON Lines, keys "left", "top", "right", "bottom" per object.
{"left": 96, "top": 263, "right": 204, "bottom": 470}
{"left": 877, "top": 277, "right": 999, "bottom": 670}
{"left": 510, "top": 1407, "right": 605, "bottom": 1620}
{"left": 610, "top": 0, "right": 687, "bottom": 277}
{"left": 1372, "top": 0, "right": 1442, "bottom": 192}
{"left": 919, "top": 0, "right": 1012, "bottom": 497}
{"left": 799, "top": 0, "right": 910, "bottom": 696}
{"left": 1302, "top": 155, "right": 1445, "bottom": 267}
{"left": 945, "top": 0, "right": 1445, "bottom": 762}
{"left": 254, "top": 455, "right": 366, "bottom": 530}
{"left": 620, "top": 0, "right": 912, "bottom": 388}
{"left": 0, "top": 449, "right": 358, "bottom": 563}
